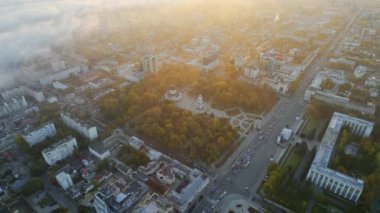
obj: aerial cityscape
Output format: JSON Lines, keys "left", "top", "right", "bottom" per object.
{"left": 1, "top": 0, "right": 380, "bottom": 212}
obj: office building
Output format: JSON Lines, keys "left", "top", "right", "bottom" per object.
{"left": 0, "top": 96, "right": 28, "bottom": 118}
{"left": 0, "top": 134, "right": 16, "bottom": 153}
{"left": 61, "top": 111, "right": 98, "bottom": 141}
{"left": 305, "top": 71, "right": 376, "bottom": 115}
{"left": 142, "top": 55, "right": 158, "bottom": 73}
{"left": 94, "top": 182, "right": 148, "bottom": 213}
{"left": 306, "top": 112, "right": 374, "bottom": 202}
{"left": 89, "top": 142, "right": 111, "bottom": 160}
{"left": 133, "top": 192, "right": 174, "bottom": 213}
{"left": 39, "top": 65, "right": 88, "bottom": 85}
{"left": 23, "top": 122, "right": 56, "bottom": 146}
{"left": 1, "top": 86, "right": 45, "bottom": 103}
{"left": 42, "top": 136, "right": 78, "bottom": 166}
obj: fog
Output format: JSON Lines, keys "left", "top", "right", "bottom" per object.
{"left": 0, "top": 0, "right": 177, "bottom": 87}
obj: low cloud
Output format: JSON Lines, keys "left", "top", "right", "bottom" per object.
{"left": 0, "top": 0, "right": 173, "bottom": 76}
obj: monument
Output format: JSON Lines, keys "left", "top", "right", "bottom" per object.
{"left": 196, "top": 95, "right": 204, "bottom": 110}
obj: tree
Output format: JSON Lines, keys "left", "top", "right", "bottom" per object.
{"left": 320, "top": 78, "right": 334, "bottom": 91}
{"left": 15, "top": 135, "right": 29, "bottom": 153}
{"left": 51, "top": 208, "right": 70, "bottom": 213}
{"left": 78, "top": 205, "right": 95, "bottom": 213}
{"left": 96, "top": 159, "right": 109, "bottom": 172}
{"left": 339, "top": 82, "right": 352, "bottom": 93}
{"left": 21, "top": 177, "right": 44, "bottom": 196}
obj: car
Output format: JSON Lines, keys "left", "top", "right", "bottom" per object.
{"left": 244, "top": 187, "right": 249, "bottom": 191}
{"left": 270, "top": 155, "right": 274, "bottom": 161}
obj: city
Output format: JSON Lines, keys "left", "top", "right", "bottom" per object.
{"left": 0, "top": 0, "right": 380, "bottom": 213}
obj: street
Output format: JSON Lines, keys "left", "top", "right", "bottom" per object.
{"left": 192, "top": 9, "right": 361, "bottom": 213}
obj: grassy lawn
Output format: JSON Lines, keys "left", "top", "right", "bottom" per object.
{"left": 37, "top": 194, "right": 54, "bottom": 208}
{"left": 312, "top": 204, "right": 329, "bottom": 213}
{"left": 301, "top": 117, "right": 321, "bottom": 139}
{"left": 281, "top": 149, "right": 302, "bottom": 170}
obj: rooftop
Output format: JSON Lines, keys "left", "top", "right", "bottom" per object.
{"left": 41, "top": 136, "right": 76, "bottom": 154}
{"left": 89, "top": 142, "right": 109, "bottom": 154}
{"left": 311, "top": 112, "right": 374, "bottom": 188}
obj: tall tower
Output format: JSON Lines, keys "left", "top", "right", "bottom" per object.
{"left": 196, "top": 95, "right": 204, "bottom": 110}
{"left": 142, "top": 55, "right": 158, "bottom": 73}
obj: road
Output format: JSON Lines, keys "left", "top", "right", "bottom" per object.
{"left": 42, "top": 174, "right": 78, "bottom": 213}
{"left": 192, "top": 9, "right": 361, "bottom": 213}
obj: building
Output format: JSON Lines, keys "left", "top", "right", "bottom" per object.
{"left": 260, "top": 50, "right": 288, "bottom": 73}
{"left": 56, "top": 171, "right": 74, "bottom": 190}
{"left": 42, "top": 136, "right": 78, "bottom": 166}
{"left": 327, "top": 58, "right": 355, "bottom": 71}
{"left": 305, "top": 71, "right": 375, "bottom": 115}
{"left": 262, "top": 74, "right": 290, "bottom": 95}
{"left": 164, "top": 89, "right": 182, "bottom": 102}
{"left": 305, "top": 89, "right": 376, "bottom": 115}
{"left": 94, "top": 183, "right": 119, "bottom": 213}
{"left": 277, "top": 64, "right": 301, "bottom": 82}
{"left": 326, "top": 69, "right": 346, "bottom": 85}
{"left": 0, "top": 96, "right": 28, "bottom": 118}
{"left": 243, "top": 63, "right": 259, "bottom": 79}
{"left": 201, "top": 47, "right": 220, "bottom": 72}
{"left": 94, "top": 181, "right": 148, "bottom": 213}
{"left": 353, "top": 65, "right": 367, "bottom": 79}
{"left": 0, "top": 134, "right": 16, "bottom": 153}
{"left": 22, "top": 122, "right": 56, "bottom": 146}
{"left": 39, "top": 65, "right": 88, "bottom": 85}
{"left": 306, "top": 112, "right": 374, "bottom": 202}
{"left": 168, "top": 173, "right": 209, "bottom": 212}
{"left": 89, "top": 142, "right": 111, "bottom": 160}
{"left": 365, "top": 76, "right": 380, "bottom": 88}
{"left": 234, "top": 55, "right": 248, "bottom": 70}
{"left": 142, "top": 55, "right": 158, "bottom": 73}
{"left": 156, "top": 163, "right": 176, "bottom": 186}
{"left": 133, "top": 192, "right": 174, "bottom": 213}
{"left": 129, "top": 136, "right": 144, "bottom": 150}
{"left": 61, "top": 111, "right": 98, "bottom": 141}
{"left": 1, "top": 86, "right": 45, "bottom": 103}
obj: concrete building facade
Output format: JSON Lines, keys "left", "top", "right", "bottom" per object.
{"left": 0, "top": 134, "right": 16, "bottom": 152}
{"left": 42, "top": 136, "right": 78, "bottom": 166}
{"left": 23, "top": 122, "right": 56, "bottom": 146}
{"left": 61, "top": 112, "right": 98, "bottom": 141}
{"left": 306, "top": 112, "right": 374, "bottom": 202}
{"left": 142, "top": 55, "right": 158, "bottom": 73}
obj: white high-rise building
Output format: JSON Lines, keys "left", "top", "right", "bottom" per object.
{"left": 42, "top": 136, "right": 77, "bottom": 166}
{"left": 142, "top": 55, "right": 158, "bottom": 73}
{"left": 60, "top": 112, "right": 98, "bottom": 141}
{"left": 23, "top": 122, "right": 56, "bottom": 146}
{"left": 306, "top": 112, "right": 374, "bottom": 203}
{"left": 0, "top": 96, "right": 28, "bottom": 118}
{"left": 0, "top": 134, "right": 16, "bottom": 153}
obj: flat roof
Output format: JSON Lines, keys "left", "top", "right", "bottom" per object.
{"left": 311, "top": 112, "right": 373, "bottom": 188}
